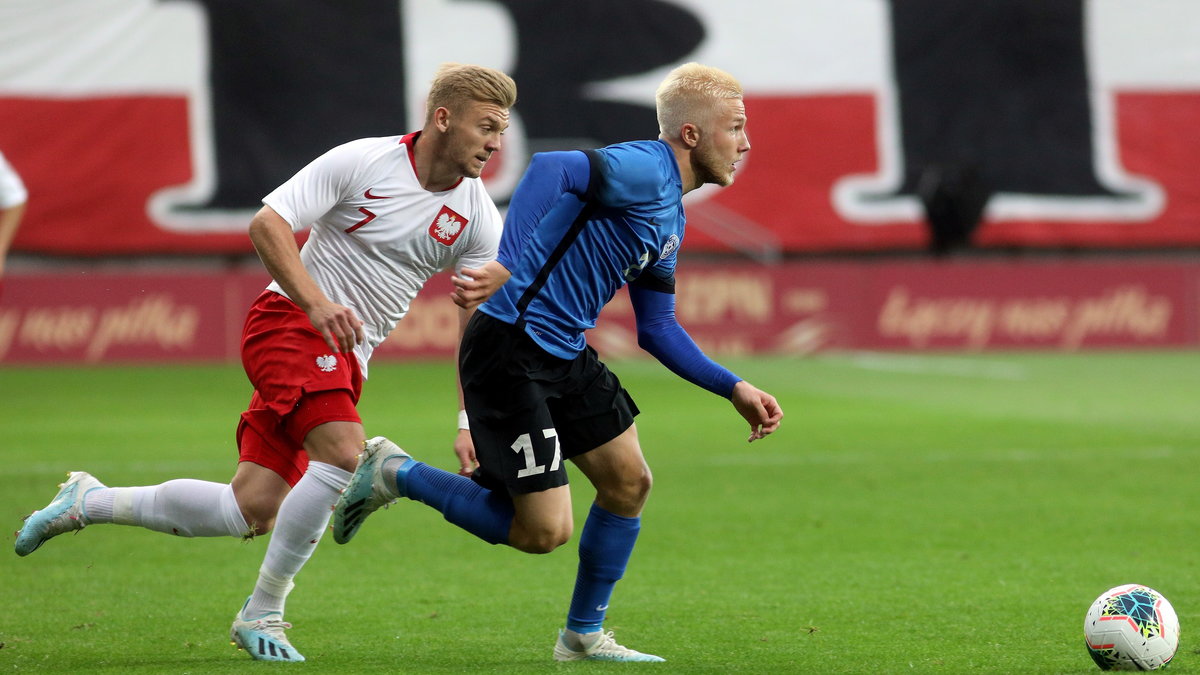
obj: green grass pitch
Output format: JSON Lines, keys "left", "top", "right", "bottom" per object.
{"left": 1, "top": 351, "right": 1196, "bottom": 673}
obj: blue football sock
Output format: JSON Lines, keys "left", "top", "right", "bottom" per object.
{"left": 401, "top": 462, "right": 513, "bottom": 545}
{"left": 566, "top": 503, "right": 641, "bottom": 634}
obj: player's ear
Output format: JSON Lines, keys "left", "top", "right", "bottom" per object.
{"left": 680, "top": 122, "right": 701, "bottom": 149}
{"left": 433, "top": 106, "right": 452, "bottom": 133}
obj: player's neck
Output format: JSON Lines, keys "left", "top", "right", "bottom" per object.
{"left": 661, "top": 135, "right": 701, "bottom": 195}
{"left": 411, "top": 131, "right": 462, "bottom": 192}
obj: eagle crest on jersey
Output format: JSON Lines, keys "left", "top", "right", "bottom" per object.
{"left": 429, "top": 205, "right": 468, "bottom": 246}
{"left": 315, "top": 354, "right": 338, "bottom": 372}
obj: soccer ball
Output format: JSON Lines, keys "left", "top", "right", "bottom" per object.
{"left": 1084, "top": 584, "right": 1180, "bottom": 671}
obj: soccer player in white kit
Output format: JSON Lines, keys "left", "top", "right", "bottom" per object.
{"left": 0, "top": 149, "right": 29, "bottom": 295}
{"left": 14, "top": 63, "right": 517, "bottom": 662}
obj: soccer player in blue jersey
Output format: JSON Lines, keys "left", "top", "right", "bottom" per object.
{"left": 333, "top": 62, "right": 783, "bottom": 663}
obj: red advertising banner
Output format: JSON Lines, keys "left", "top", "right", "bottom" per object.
{"left": 0, "top": 270, "right": 263, "bottom": 363}
{"left": 2, "top": 258, "right": 1196, "bottom": 365}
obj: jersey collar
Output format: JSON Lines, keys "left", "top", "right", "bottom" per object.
{"left": 399, "top": 130, "right": 465, "bottom": 191}
{"left": 399, "top": 131, "right": 421, "bottom": 176}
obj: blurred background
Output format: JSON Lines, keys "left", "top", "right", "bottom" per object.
{"left": 0, "top": 0, "right": 1196, "bottom": 365}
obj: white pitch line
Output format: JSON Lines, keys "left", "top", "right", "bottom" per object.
{"left": 701, "top": 445, "right": 1185, "bottom": 467}
{"left": 830, "top": 351, "right": 1030, "bottom": 381}
{"left": 0, "top": 459, "right": 232, "bottom": 479}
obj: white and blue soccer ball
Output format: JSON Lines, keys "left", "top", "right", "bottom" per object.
{"left": 1084, "top": 584, "right": 1180, "bottom": 671}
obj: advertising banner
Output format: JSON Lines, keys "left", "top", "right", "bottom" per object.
{"left": 2, "top": 258, "right": 1195, "bottom": 365}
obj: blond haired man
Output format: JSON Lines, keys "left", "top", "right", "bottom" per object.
{"left": 335, "top": 62, "right": 782, "bottom": 663}
{"left": 16, "top": 64, "right": 516, "bottom": 662}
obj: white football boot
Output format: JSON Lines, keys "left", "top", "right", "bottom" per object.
{"left": 332, "top": 436, "right": 411, "bottom": 544}
{"left": 14, "top": 471, "right": 106, "bottom": 556}
{"left": 230, "top": 597, "right": 305, "bottom": 662}
{"left": 553, "top": 629, "right": 666, "bottom": 662}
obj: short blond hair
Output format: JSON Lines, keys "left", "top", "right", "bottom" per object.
{"left": 425, "top": 63, "right": 517, "bottom": 124}
{"left": 655, "top": 63, "right": 743, "bottom": 138}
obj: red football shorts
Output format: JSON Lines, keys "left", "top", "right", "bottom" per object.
{"left": 236, "top": 291, "right": 363, "bottom": 486}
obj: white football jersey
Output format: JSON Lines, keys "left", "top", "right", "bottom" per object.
{"left": 262, "top": 132, "right": 502, "bottom": 375}
{"left": 0, "top": 150, "right": 28, "bottom": 209}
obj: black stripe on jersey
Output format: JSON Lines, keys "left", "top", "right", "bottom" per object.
{"left": 582, "top": 149, "right": 603, "bottom": 203}
{"left": 513, "top": 151, "right": 605, "bottom": 319}
{"left": 629, "top": 272, "right": 676, "bottom": 294}
{"left": 514, "top": 201, "right": 597, "bottom": 319}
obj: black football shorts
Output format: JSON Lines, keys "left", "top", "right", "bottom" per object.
{"left": 459, "top": 312, "right": 638, "bottom": 494}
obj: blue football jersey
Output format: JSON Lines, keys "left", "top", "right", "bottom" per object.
{"left": 481, "top": 139, "right": 685, "bottom": 359}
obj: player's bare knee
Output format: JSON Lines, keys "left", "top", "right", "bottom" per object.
{"left": 305, "top": 441, "right": 361, "bottom": 472}
{"left": 516, "top": 532, "right": 570, "bottom": 554}
{"left": 302, "top": 420, "right": 365, "bottom": 472}
{"left": 633, "top": 465, "right": 653, "bottom": 501}
{"left": 511, "top": 521, "right": 572, "bottom": 554}
{"left": 237, "top": 496, "right": 281, "bottom": 536}
{"left": 240, "top": 509, "right": 275, "bottom": 536}
{"left": 327, "top": 450, "right": 359, "bottom": 473}
{"left": 599, "top": 466, "right": 653, "bottom": 515}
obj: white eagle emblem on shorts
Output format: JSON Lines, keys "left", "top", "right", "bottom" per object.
{"left": 428, "top": 205, "right": 468, "bottom": 245}
{"left": 316, "top": 354, "right": 338, "bottom": 372}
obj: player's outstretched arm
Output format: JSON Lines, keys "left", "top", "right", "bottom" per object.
{"left": 453, "top": 305, "right": 479, "bottom": 476}
{"left": 493, "top": 151, "right": 591, "bottom": 273}
{"left": 630, "top": 281, "right": 739, "bottom": 392}
{"left": 730, "top": 380, "right": 784, "bottom": 443}
{"left": 630, "top": 280, "right": 783, "bottom": 442}
{"left": 453, "top": 430, "right": 477, "bottom": 476}
{"left": 249, "top": 205, "right": 363, "bottom": 353}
